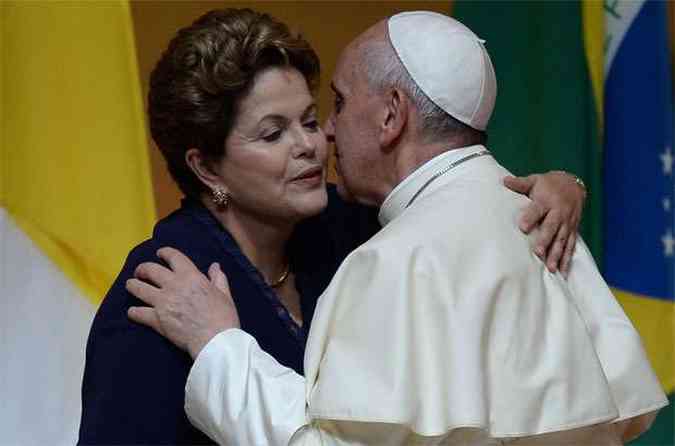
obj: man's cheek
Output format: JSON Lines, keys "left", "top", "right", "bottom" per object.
{"left": 336, "top": 176, "right": 356, "bottom": 202}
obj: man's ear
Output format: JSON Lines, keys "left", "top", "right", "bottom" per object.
{"left": 380, "top": 88, "right": 408, "bottom": 150}
{"left": 185, "top": 148, "right": 226, "bottom": 192}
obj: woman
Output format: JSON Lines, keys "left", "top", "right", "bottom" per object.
{"left": 78, "top": 8, "right": 585, "bottom": 445}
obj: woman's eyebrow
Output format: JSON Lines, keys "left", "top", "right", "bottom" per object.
{"left": 256, "top": 114, "right": 287, "bottom": 127}
{"left": 301, "top": 103, "right": 318, "bottom": 119}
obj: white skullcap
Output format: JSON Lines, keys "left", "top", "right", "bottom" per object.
{"left": 387, "top": 11, "right": 497, "bottom": 131}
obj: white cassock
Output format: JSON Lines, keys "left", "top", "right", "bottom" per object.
{"left": 184, "top": 145, "right": 668, "bottom": 445}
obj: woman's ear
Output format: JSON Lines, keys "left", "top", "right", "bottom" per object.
{"left": 379, "top": 88, "right": 408, "bottom": 150}
{"left": 185, "top": 148, "right": 226, "bottom": 192}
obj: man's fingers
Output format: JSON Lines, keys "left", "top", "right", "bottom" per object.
{"left": 534, "top": 210, "right": 560, "bottom": 259}
{"left": 561, "top": 231, "right": 577, "bottom": 277}
{"left": 208, "top": 263, "right": 231, "bottom": 295}
{"left": 519, "top": 202, "right": 547, "bottom": 234}
{"left": 504, "top": 174, "right": 537, "bottom": 195}
{"left": 546, "top": 225, "right": 569, "bottom": 272}
{"left": 157, "top": 247, "right": 198, "bottom": 273}
{"left": 134, "top": 262, "right": 173, "bottom": 287}
{"left": 572, "top": 209, "right": 583, "bottom": 233}
{"left": 126, "top": 278, "right": 162, "bottom": 306}
{"left": 127, "top": 306, "right": 163, "bottom": 335}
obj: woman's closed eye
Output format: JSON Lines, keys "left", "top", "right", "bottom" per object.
{"left": 261, "top": 128, "right": 283, "bottom": 143}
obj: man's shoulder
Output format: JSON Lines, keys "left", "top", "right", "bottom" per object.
{"left": 351, "top": 177, "right": 537, "bottom": 283}
{"left": 377, "top": 177, "right": 522, "bottom": 235}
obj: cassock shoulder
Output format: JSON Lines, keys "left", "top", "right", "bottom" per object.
{"left": 304, "top": 171, "right": 666, "bottom": 439}
{"left": 372, "top": 177, "right": 539, "bottom": 280}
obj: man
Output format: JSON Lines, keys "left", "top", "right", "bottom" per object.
{"left": 128, "top": 11, "right": 667, "bottom": 445}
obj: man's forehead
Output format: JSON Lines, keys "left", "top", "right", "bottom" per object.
{"left": 331, "top": 49, "right": 356, "bottom": 93}
{"left": 332, "top": 19, "right": 386, "bottom": 91}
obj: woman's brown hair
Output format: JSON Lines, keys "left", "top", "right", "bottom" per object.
{"left": 148, "top": 8, "right": 320, "bottom": 198}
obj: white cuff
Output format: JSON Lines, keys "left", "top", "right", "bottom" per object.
{"left": 185, "top": 328, "right": 307, "bottom": 445}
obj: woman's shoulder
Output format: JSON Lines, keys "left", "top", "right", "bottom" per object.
{"left": 151, "top": 202, "right": 211, "bottom": 243}
{"left": 122, "top": 205, "right": 218, "bottom": 283}
{"left": 89, "top": 238, "right": 159, "bottom": 330}
{"left": 92, "top": 204, "right": 221, "bottom": 326}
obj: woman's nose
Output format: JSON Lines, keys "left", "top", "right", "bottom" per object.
{"left": 293, "top": 125, "right": 317, "bottom": 158}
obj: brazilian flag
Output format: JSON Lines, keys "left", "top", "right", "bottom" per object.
{"left": 603, "top": 0, "right": 674, "bottom": 443}
{"left": 453, "top": 0, "right": 673, "bottom": 444}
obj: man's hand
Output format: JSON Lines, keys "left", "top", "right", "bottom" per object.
{"left": 126, "top": 247, "right": 240, "bottom": 359}
{"left": 504, "top": 171, "right": 586, "bottom": 276}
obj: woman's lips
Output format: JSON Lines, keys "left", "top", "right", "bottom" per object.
{"left": 291, "top": 167, "right": 323, "bottom": 186}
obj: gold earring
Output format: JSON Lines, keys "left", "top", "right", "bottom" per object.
{"left": 212, "top": 187, "right": 230, "bottom": 207}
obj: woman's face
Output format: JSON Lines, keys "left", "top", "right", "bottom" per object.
{"left": 216, "top": 67, "right": 328, "bottom": 223}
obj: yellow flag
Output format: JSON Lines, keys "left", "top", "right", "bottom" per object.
{"left": 2, "top": 0, "right": 155, "bottom": 305}
{"left": 1, "top": 1, "right": 155, "bottom": 443}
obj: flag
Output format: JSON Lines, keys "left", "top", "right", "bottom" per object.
{"left": 602, "top": 0, "right": 674, "bottom": 443}
{"left": 453, "top": 0, "right": 673, "bottom": 444}
{"left": 0, "top": 1, "right": 155, "bottom": 444}
{"left": 452, "top": 0, "right": 604, "bottom": 260}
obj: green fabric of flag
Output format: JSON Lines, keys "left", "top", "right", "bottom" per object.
{"left": 452, "top": 2, "right": 672, "bottom": 445}
{"left": 453, "top": 0, "right": 603, "bottom": 263}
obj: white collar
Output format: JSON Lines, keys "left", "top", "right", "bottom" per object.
{"left": 378, "top": 145, "right": 487, "bottom": 226}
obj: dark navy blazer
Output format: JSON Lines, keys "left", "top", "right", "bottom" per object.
{"left": 77, "top": 185, "right": 379, "bottom": 445}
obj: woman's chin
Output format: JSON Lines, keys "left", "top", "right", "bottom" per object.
{"left": 291, "top": 186, "right": 328, "bottom": 220}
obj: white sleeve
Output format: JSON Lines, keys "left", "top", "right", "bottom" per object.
{"left": 182, "top": 328, "right": 448, "bottom": 446}
{"left": 184, "top": 329, "right": 308, "bottom": 446}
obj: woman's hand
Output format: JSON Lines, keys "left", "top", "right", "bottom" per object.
{"left": 504, "top": 171, "right": 587, "bottom": 276}
{"left": 127, "top": 247, "right": 240, "bottom": 359}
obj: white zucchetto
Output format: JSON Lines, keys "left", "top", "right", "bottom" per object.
{"left": 388, "top": 11, "right": 497, "bottom": 131}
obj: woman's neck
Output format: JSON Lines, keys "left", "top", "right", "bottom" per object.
{"left": 201, "top": 197, "right": 294, "bottom": 285}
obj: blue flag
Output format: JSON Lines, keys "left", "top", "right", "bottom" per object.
{"left": 603, "top": 0, "right": 674, "bottom": 397}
